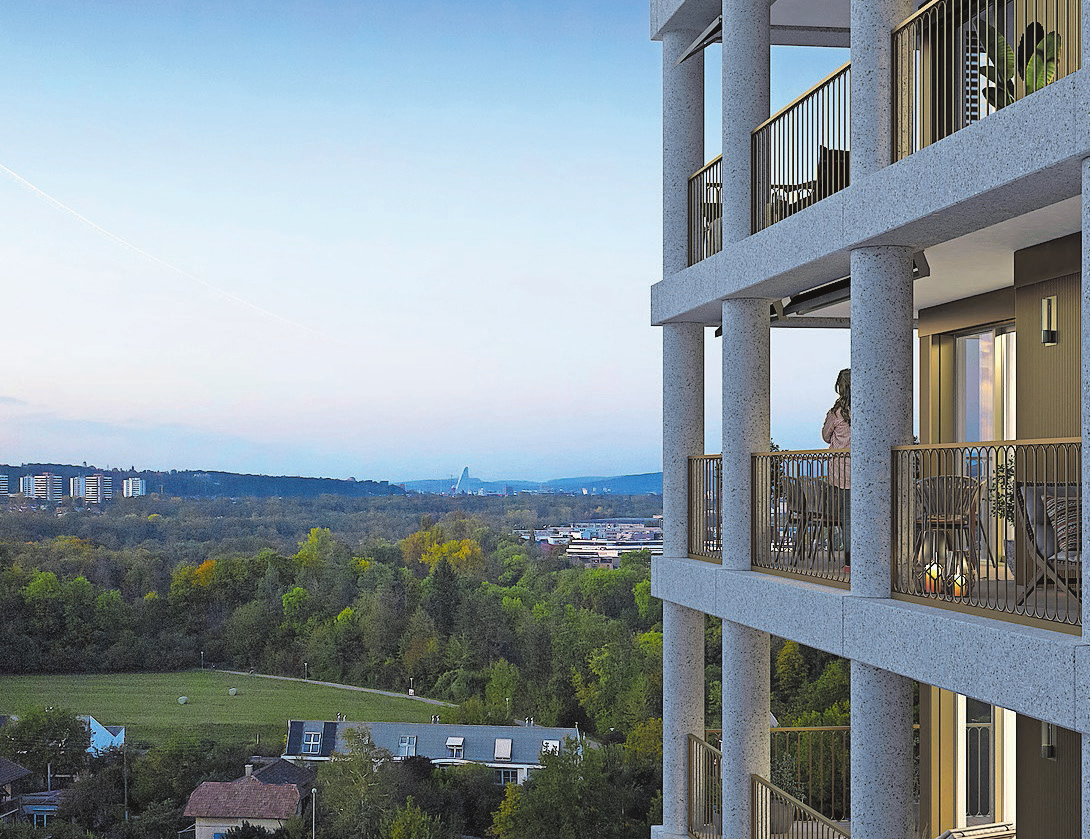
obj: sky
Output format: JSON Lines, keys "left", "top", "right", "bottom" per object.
{"left": 1, "top": 1, "right": 850, "bottom": 483}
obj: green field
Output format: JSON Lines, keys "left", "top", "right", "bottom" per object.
{"left": 0, "top": 671, "right": 442, "bottom": 751}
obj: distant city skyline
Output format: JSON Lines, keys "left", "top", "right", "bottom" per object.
{"left": 3, "top": 1, "right": 852, "bottom": 483}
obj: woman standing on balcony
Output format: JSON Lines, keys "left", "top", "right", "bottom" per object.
{"left": 822, "top": 368, "right": 851, "bottom": 566}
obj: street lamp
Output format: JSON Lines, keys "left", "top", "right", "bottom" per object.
{"left": 311, "top": 787, "right": 317, "bottom": 839}
{"left": 201, "top": 651, "right": 204, "bottom": 670}
{"left": 408, "top": 677, "right": 414, "bottom": 697}
{"left": 304, "top": 662, "right": 308, "bottom": 681}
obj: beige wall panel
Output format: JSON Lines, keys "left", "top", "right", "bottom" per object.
{"left": 1014, "top": 272, "right": 1080, "bottom": 439}
{"left": 1015, "top": 715, "right": 1080, "bottom": 839}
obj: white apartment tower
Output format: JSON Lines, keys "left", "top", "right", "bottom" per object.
{"left": 0, "top": 475, "right": 8, "bottom": 496}
{"left": 84, "top": 474, "right": 112, "bottom": 504}
{"left": 122, "top": 477, "right": 146, "bottom": 498}
{"left": 71, "top": 474, "right": 113, "bottom": 503}
{"left": 27, "top": 473, "right": 63, "bottom": 502}
{"left": 652, "top": 1, "right": 1090, "bottom": 838}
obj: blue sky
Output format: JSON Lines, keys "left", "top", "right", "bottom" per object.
{"left": 1, "top": 1, "right": 849, "bottom": 482}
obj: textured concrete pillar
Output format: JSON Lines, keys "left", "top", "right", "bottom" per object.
{"left": 850, "top": 0, "right": 913, "bottom": 179}
{"left": 661, "top": 603, "right": 706, "bottom": 837}
{"left": 850, "top": 662, "right": 915, "bottom": 839}
{"left": 1083, "top": 0, "right": 1090, "bottom": 79}
{"left": 663, "top": 29, "right": 705, "bottom": 276}
{"left": 660, "top": 322, "right": 706, "bottom": 839}
{"left": 721, "top": 0, "right": 769, "bottom": 242}
{"left": 721, "top": 299, "right": 771, "bottom": 572}
{"left": 721, "top": 621, "right": 770, "bottom": 839}
{"left": 1082, "top": 731, "right": 1090, "bottom": 839}
{"left": 663, "top": 323, "right": 705, "bottom": 559}
{"left": 1082, "top": 158, "right": 1090, "bottom": 630}
{"left": 850, "top": 247, "right": 914, "bottom": 598}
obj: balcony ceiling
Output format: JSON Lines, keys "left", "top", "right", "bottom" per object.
{"left": 770, "top": 0, "right": 850, "bottom": 47}
{"left": 794, "top": 197, "right": 1082, "bottom": 321}
{"left": 653, "top": 0, "right": 930, "bottom": 47}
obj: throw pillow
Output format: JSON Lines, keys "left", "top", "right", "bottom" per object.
{"left": 1043, "top": 495, "right": 1081, "bottom": 553}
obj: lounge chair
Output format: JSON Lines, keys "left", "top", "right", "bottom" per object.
{"left": 1014, "top": 482, "right": 1081, "bottom": 606}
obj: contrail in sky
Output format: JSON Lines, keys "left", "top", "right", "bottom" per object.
{"left": 0, "top": 160, "right": 324, "bottom": 338}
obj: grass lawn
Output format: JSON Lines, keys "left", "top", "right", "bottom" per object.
{"left": 0, "top": 671, "right": 440, "bottom": 751}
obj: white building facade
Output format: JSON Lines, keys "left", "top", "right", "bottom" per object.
{"left": 652, "top": 1, "right": 1090, "bottom": 838}
{"left": 122, "top": 477, "right": 147, "bottom": 498}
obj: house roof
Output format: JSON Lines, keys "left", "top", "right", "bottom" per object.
{"left": 240, "top": 759, "right": 315, "bottom": 788}
{"left": 284, "top": 720, "right": 585, "bottom": 767}
{"left": 183, "top": 778, "right": 300, "bottom": 820}
{"left": 0, "top": 758, "right": 31, "bottom": 787}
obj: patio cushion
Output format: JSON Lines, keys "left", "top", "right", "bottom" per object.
{"left": 1044, "top": 494, "right": 1081, "bottom": 553}
{"left": 1022, "top": 483, "right": 1080, "bottom": 559}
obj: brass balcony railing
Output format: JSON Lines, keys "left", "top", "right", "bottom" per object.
{"left": 751, "top": 63, "right": 850, "bottom": 234}
{"left": 891, "top": 439, "right": 1081, "bottom": 629}
{"left": 893, "top": 0, "right": 1080, "bottom": 160}
{"left": 689, "top": 455, "right": 722, "bottom": 561}
{"left": 752, "top": 774, "right": 851, "bottom": 839}
{"left": 751, "top": 450, "right": 851, "bottom": 586}
{"left": 688, "top": 156, "right": 722, "bottom": 266}
{"left": 771, "top": 726, "right": 850, "bottom": 823}
{"left": 688, "top": 734, "right": 722, "bottom": 839}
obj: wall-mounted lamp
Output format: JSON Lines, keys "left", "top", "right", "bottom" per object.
{"left": 1041, "top": 295, "right": 1058, "bottom": 345}
{"left": 1041, "top": 720, "right": 1057, "bottom": 760}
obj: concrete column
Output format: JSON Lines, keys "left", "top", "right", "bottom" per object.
{"left": 721, "top": 298, "right": 771, "bottom": 572}
{"left": 1083, "top": 0, "right": 1090, "bottom": 80}
{"left": 1082, "top": 158, "right": 1090, "bottom": 630}
{"left": 660, "top": 322, "right": 706, "bottom": 838}
{"left": 1082, "top": 731, "right": 1090, "bottom": 839}
{"left": 721, "top": 0, "right": 769, "bottom": 242}
{"left": 663, "top": 323, "right": 705, "bottom": 559}
{"left": 850, "top": 662, "right": 915, "bottom": 839}
{"left": 850, "top": 0, "right": 913, "bottom": 180}
{"left": 721, "top": 621, "right": 770, "bottom": 839}
{"left": 661, "top": 603, "right": 706, "bottom": 837}
{"left": 663, "top": 29, "right": 705, "bottom": 276}
{"left": 850, "top": 247, "right": 914, "bottom": 598}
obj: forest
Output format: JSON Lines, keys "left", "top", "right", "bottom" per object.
{"left": 0, "top": 493, "right": 847, "bottom": 838}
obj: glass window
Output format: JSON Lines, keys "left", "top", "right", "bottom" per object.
{"left": 302, "top": 731, "right": 322, "bottom": 754}
{"left": 398, "top": 735, "right": 417, "bottom": 757}
{"left": 494, "top": 768, "right": 519, "bottom": 785}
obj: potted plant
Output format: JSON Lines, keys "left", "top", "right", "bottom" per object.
{"left": 976, "top": 19, "right": 1062, "bottom": 109}
{"left": 769, "top": 753, "right": 806, "bottom": 835}
{"left": 987, "top": 449, "right": 1017, "bottom": 569}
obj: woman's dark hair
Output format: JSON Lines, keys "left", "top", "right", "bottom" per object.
{"left": 833, "top": 368, "right": 850, "bottom": 424}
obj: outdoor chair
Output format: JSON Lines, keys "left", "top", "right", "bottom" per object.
{"left": 911, "top": 475, "right": 985, "bottom": 596}
{"left": 764, "top": 146, "right": 850, "bottom": 227}
{"left": 775, "top": 476, "right": 808, "bottom": 561}
{"left": 1014, "top": 482, "right": 1081, "bottom": 607}
{"left": 796, "top": 476, "right": 846, "bottom": 571}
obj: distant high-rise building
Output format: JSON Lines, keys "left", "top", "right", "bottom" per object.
{"left": 28, "top": 473, "right": 63, "bottom": 502}
{"left": 84, "top": 474, "right": 113, "bottom": 504}
{"left": 0, "top": 475, "right": 8, "bottom": 496}
{"left": 70, "top": 476, "right": 85, "bottom": 498}
{"left": 122, "top": 477, "right": 147, "bottom": 498}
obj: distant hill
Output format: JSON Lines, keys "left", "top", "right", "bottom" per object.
{"left": 2, "top": 463, "right": 402, "bottom": 500}
{"left": 400, "top": 471, "right": 663, "bottom": 495}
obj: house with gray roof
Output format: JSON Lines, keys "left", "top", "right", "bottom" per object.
{"left": 282, "top": 720, "right": 586, "bottom": 785}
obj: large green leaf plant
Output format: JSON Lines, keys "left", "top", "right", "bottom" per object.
{"left": 976, "top": 20, "right": 1062, "bottom": 109}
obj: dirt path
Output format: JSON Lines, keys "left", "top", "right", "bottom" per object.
{"left": 219, "top": 670, "right": 454, "bottom": 707}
